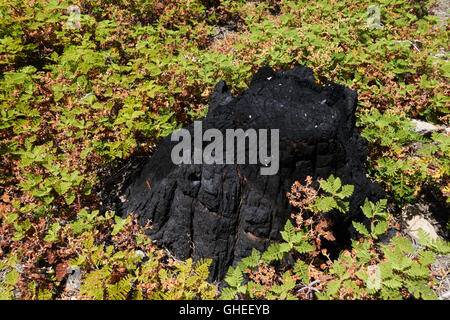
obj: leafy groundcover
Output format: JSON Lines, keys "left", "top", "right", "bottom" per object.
{"left": 0, "top": 0, "right": 449, "bottom": 300}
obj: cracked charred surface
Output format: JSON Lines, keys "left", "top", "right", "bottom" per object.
{"left": 119, "top": 65, "right": 384, "bottom": 280}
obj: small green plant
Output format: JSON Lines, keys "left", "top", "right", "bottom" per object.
{"left": 312, "top": 175, "right": 354, "bottom": 214}
{"left": 352, "top": 198, "right": 390, "bottom": 240}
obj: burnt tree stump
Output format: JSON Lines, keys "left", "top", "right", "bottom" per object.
{"left": 119, "top": 65, "right": 384, "bottom": 280}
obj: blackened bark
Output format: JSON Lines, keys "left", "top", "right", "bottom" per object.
{"left": 119, "top": 65, "right": 384, "bottom": 280}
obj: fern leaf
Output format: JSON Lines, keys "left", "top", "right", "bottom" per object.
{"left": 326, "top": 279, "right": 341, "bottom": 297}
{"left": 224, "top": 266, "right": 243, "bottom": 288}
{"left": 261, "top": 243, "right": 285, "bottom": 263}
{"left": 383, "top": 278, "right": 402, "bottom": 289}
{"left": 373, "top": 221, "right": 389, "bottom": 238}
{"left": 317, "top": 196, "right": 337, "bottom": 213}
{"left": 240, "top": 249, "right": 261, "bottom": 269}
{"left": 293, "top": 261, "right": 309, "bottom": 284}
{"left": 294, "top": 241, "right": 314, "bottom": 254}
{"left": 339, "top": 185, "right": 354, "bottom": 198}
{"left": 220, "top": 287, "right": 238, "bottom": 300}
{"left": 352, "top": 222, "right": 370, "bottom": 238}
{"left": 280, "top": 220, "right": 296, "bottom": 243}
{"left": 418, "top": 250, "right": 435, "bottom": 266}
{"left": 390, "top": 237, "right": 415, "bottom": 255}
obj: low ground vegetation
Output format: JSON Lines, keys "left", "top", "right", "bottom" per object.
{"left": 0, "top": 0, "right": 448, "bottom": 299}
